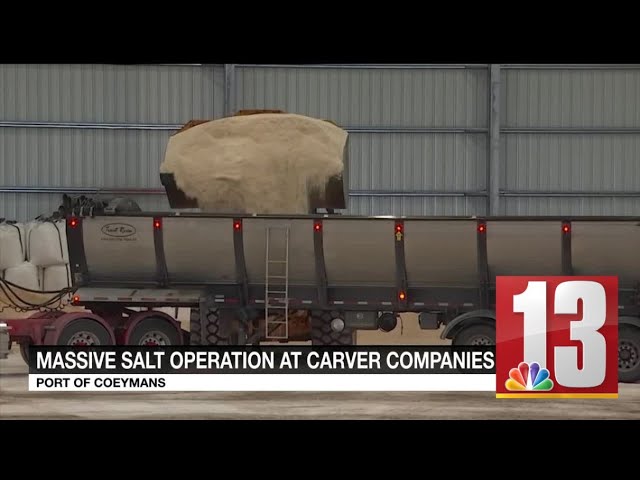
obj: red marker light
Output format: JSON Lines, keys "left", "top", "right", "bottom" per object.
{"left": 153, "top": 218, "right": 162, "bottom": 229}
{"left": 562, "top": 223, "right": 571, "bottom": 234}
{"left": 73, "top": 295, "right": 80, "bottom": 304}
{"left": 68, "top": 217, "right": 78, "bottom": 228}
{"left": 478, "top": 223, "right": 486, "bottom": 233}
{"left": 395, "top": 223, "right": 403, "bottom": 233}
{"left": 314, "top": 222, "right": 322, "bottom": 232}
{"left": 399, "top": 291, "right": 406, "bottom": 301}
{"left": 234, "top": 221, "right": 242, "bottom": 231}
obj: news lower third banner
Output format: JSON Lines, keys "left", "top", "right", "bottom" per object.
{"left": 28, "top": 346, "right": 496, "bottom": 392}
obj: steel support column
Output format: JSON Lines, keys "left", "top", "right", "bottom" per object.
{"left": 223, "top": 64, "right": 236, "bottom": 117}
{"left": 488, "top": 64, "right": 501, "bottom": 216}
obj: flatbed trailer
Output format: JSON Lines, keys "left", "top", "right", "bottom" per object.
{"left": 3, "top": 211, "right": 640, "bottom": 382}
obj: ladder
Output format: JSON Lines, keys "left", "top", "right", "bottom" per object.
{"left": 264, "top": 226, "right": 290, "bottom": 340}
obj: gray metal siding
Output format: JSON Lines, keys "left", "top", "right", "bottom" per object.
{"left": 347, "top": 197, "right": 486, "bottom": 216}
{"left": 0, "top": 193, "right": 170, "bottom": 222}
{"left": 1, "top": 128, "right": 171, "bottom": 188}
{"left": 502, "top": 198, "right": 640, "bottom": 216}
{"left": 501, "top": 68, "right": 640, "bottom": 127}
{"left": 0, "top": 64, "right": 224, "bottom": 221}
{"left": 237, "top": 65, "right": 489, "bottom": 217}
{"left": 2, "top": 64, "right": 640, "bottom": 221}
{"left": 0, "top": 64, "right": 224, "bottom": 124}
{"left": 236, "top": 66, "right": 488, "bottom": 127}
{"left": 499, "top": 66, "right": 640, "bottom": 215}
{"left": 501, "top": 134, "right": 640, "bottom": 192}
{"left": 348, "top": 133, "right": 486, "bottom": 192}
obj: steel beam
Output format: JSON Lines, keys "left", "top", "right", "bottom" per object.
{"left": 0, "top": 120, "right": 487, "bottom": 134}
{"left": 0, "top": 187, "right": 165, "bottom": 195}
{"left": 500, "top": 191, "right": 640, "bottom": 198}
{"left": 501, "top": 64, "right": 640, "bottom": 70}
{"left": 502, "top": 127, "right": 640, "bottom": 134}
{"left": 223, "top": 64, "right": 236, "bottom": 117}
{"left": 347, "top": 126, "right": 487, "bottom": 134}
{"left": 0, "top": 121, "right": 181, "bottom": 130}
{"left": 236, "top": 64, "right": 489, "bottom": 70}
{"left": 349, "top": 190, "right": 487, "bottom": 197}
{"left": 488, "top": 64, "right": 501, "bottom": 216}
{"left": 0, "top": 186, "right": 489, "bottom": 198}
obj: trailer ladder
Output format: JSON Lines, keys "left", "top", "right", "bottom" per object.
{"left": 265, "top": 226, "right": 290, "bottom": 340}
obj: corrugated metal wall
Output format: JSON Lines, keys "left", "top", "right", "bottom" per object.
{"left": 0, "top": 64, "right": 224, "bottom": 220}
{"left": 236, "top": 65, "right": 489, "bottom": 216}
{"left": 1, "top": 64, "right": 639, "bottom": 221}
{"left": 500, "top": 65, "right": 640, "bottom": 215}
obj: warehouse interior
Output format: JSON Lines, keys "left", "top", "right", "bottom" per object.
{"left": 1, "top": 64, "right": 639, "bottom": 419}
{"left": 2, "top": 63, "right": 639, "bottom": 222}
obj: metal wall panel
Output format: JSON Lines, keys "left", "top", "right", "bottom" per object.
{"left": 502, "top": 198, "right": 640, "bottom": 216}
{"left": 501, "top": 134, "right": 640, "bottom": 192}
{"left": 0, "top": 64, "right": 224, "bottom": 221}
{"left": 347, "top": 196, "right": 486, "bottom": 216}
{"left": 3, "top": 64, "right": 639, "bottom": 221}
{"left": 499, "top": 66, "right": 640, "bottom": 215}
{"left": 348, "top": 133, "right": 487, "bottom": 191}
{"left": 0, "top": 193, "right": 169, "bottom": 223}
{"left": 236, "top": 66, "right": 488, "bottom": 127}
{"left": 0, "top": 64, "right": 224, "bottom": 124}
{"left": 0, "top": 128, "right": 171, "bottom": 188}
{"left": 236, "top": 65, "right": 489, "bottom": 217}
{"left": 501, "top": 68, "right": 640, "bottom": 127}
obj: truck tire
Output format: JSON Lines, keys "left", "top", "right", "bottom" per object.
{"left": 452, "top": 323, "right": 495, "bottom": 346}
{"left": 128, "top": 317, "right": 182, "bottom": 346}
{"left": 619, "top": 326, "right": 640, "bottom": 383}
{"left": 57, "top": 319, "right": 113, "bottom": 346}
{"left": 190, "top": 308, "right": 239, "bottom": 345}
{"left": 189, "top": 308, "right": 202, "bottom": 345}
{"left": 311, "top": 311, "right": 355, "bottom": 345}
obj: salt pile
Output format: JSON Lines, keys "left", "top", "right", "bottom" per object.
{"left": 160, "top": 113, "right": 348, "bottom": 214}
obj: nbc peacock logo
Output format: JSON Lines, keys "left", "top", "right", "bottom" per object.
{"left": 505, "top": 361, "right": 554, "bottom": 392}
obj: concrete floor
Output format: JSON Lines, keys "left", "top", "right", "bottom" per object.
{"left": 2, "top": 336, "right": 639, "bottom": 420}
{"left": 2, "top": 347, "right": 639, "bottom": 419}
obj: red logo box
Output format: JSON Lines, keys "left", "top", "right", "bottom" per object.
{"left": 496, "top": 276, "right": 618, "bottom": 399}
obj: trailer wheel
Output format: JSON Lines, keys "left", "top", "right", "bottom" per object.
{"left": 311, "top": 311, "right": 355, "bottom": 345}
{"left": 619, "top": 326, "right": 640, "bottom": 383}
{"left": 57, "top": 319, "right": 113, "bottom": 346}
{"left": 190, "top": 308, "right": 239, "bottom": 345}
{"left": 452, "top": 323, "right": 495, "bottom": 346}
{"left": 128, "top": 317, "right": 182, "bottom": 346}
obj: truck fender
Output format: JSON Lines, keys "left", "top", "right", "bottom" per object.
{"left": 440, "top": 309, "right": 496, "bottom": 340}
{"left": 619, "top": 316, "right": 640, "bottom": 330}
{"left": 43, "top": 312, "right": 117, "bottom": 345}
{"left": 122, "top": 310, "right": 183, "bottom": 345}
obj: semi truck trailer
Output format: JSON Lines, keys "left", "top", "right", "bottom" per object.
{"left": 2, "top": 208, "right": 640, "bottom": 383}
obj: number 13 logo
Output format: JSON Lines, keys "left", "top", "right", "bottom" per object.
{"left": 496, "top": 276, "right": 618, "bottom": 398}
